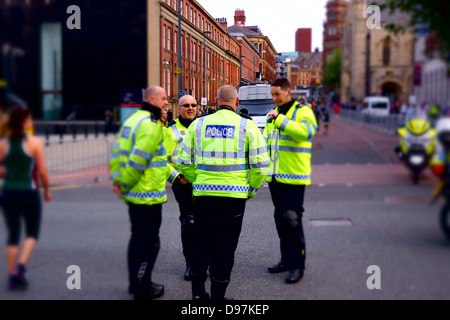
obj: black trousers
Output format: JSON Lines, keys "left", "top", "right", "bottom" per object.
{"left": 2, "top": 189, "right": 41, "bottom": 245}
{"left": 172, "top": 182, "right": 195, "bottom": 267}
{"left": 191, "top": 196, "right": 246, "bottom": 282}
{"left": 269, "top": 180, "right": 306, "bottom": 271}
{"left": 127, "top": 203, "right": 162, "bottom": 295}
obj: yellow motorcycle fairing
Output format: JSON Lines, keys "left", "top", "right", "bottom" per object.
{"left": 406, "top": 118, "right": 430, "bottom": 135}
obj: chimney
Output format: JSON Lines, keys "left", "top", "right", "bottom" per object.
{"left": 234, "top": 9, "right": 246, "bottom": 26}
{"left": 216, "top": 17, "right": 228, "bottom": 29}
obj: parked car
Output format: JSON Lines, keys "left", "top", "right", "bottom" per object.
{"left": 361, "top": 96, "right": 391, "bottom": 116}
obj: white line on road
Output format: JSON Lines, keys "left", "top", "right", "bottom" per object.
{"left": 334, "top": 120, "right": 393, "bottom": 164}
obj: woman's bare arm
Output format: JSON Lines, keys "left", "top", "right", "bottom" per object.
{"left": 33, "top": 137, "right": 52, "bottom": 202}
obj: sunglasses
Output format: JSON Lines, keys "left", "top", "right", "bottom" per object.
{"left": 181, "top": 103, "right": 197, "bottom": 108}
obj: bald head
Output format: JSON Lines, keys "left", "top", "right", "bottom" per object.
{"left": 216, "top": 85, "right": 239, "bottom": 111}
{"left": 143, "top": 86, "right": 168, "bottom": 110}
{"left": 178, "top": 95, "right": 198, "bottom": 121}
{"left": 179, "top": 95, "right": 196, "bottom": 107}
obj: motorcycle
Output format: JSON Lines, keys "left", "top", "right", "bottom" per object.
{"left": 395, "top": 107, "right": 436, "bottom": 184}
{"left": 430, "top": 118, "right": 450, "bottom": 240}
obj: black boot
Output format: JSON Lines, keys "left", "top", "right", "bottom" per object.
{"left": 184, "top": 265, "right": 192, "bottom": 281}
{"left": 210, "top": 278, "right": 232, "bottom": 300}
{"left": 191, "top": 274, "right": 209, "bottom": 300}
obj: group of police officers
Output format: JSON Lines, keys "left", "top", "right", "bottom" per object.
{"left": 109, "top": 78, "right": 318, "bottom": 300}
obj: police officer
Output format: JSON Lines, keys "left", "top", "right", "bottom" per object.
{"left": 110, "top": 85, "right": 171, "bottom": 300}
{"left": 173, "top": 85, "right": 270, "bottom": 300}
{"left": 165, "top": 94, "right": 198, "bottom": 281}
{"left": 264, "top": 78, "right": 317, "bottom": 284}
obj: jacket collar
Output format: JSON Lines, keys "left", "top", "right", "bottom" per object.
{"left": 278, "top": 99, "right": 296, "bottom": 115}
{"left": 178, "top": 115, "right": 194, "bottom": 129}
{"left": 141, "top": 101, "right": 162, "bottom": 119}
{"left": 217, "top": 105, "right": 235, "bottom": 112}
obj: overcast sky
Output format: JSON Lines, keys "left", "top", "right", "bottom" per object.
{"left": 199, "top": 0, "right": 329, "bottom": 53}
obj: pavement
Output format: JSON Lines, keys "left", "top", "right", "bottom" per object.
{"left": 1, "top": 112, "right": 448, "bottom": 306}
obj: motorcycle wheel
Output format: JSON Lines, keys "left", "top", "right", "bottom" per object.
{"left": 440, "top": 204, "right": 450, "bottom": 241}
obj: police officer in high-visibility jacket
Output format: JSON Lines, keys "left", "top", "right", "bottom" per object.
{"left": 264, "top": 78, "right": 317, "bottom": 284}
{"left": 173, "top": 85, "right": 270, "bottom": 300}
{"left": 110, "top": 86, "right": 173, "bottom": 300}
{"left": 165, "top": 94, "right": 198, "bottom": 281}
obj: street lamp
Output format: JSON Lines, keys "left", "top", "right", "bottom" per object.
{"left": 239, "top": 55, "right": 246, "bottom": 86}
{"left": 203, "top": 30, "right": 211, "bottom": 108}
{"left": 177, "top": 0, "right": 182, "bottom": 99}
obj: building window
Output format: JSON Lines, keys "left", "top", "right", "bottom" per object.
{"left": 162, "top": 25, "right": 166, "bottom": 49}
{"left": 167, "top": 27, "right": 171, "bottom": 50}
{"left": 174, "top": 31, "right": 177, "bottom": 53}
{"left": 162, "top": 67, "right": 166, "bottom": 91}
{"left": 383, "top": 38, "right": 390, "bottom": 66}
{"left": 168, "top": 68, "right": 171, "bottom": 96}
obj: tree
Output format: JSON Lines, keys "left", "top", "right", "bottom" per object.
{"left": 379, "top": 0, "right": 450, "bottom": 59}
{"left": 322, "top": 48, "right": 341, "bottom": 90}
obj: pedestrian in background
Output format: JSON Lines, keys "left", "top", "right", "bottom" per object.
{"left": 104, "top": 110, "right": 114, "bottom": 135}
{"left": 174, "top": 85, "right": 269, "bottom": 300}
{"left": 159, "top": 107, "right": 169, "bottom": 127}
{"left": 323, "top": 109, "right": 330, "bottom": 136}
{"left": 264, "top": 77, "right": 317, "bottom": 284}
{"left": 0, "top": 106, "right": 52, "bottom": 291}
{"left": 110, "top": 86, "right": 169, "bottom": 300}
{"left": 165, "top": 94, "right": 198, "bottom": 281}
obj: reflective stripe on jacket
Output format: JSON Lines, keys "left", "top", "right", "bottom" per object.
{"left": 110, "top": 109, "right": 168, "bottom": 205}
{"left": 263, "top": 100, "right": 317, "bottom": 185}
{"left": 173, "top": 108, "right": 270, "bottom": 199}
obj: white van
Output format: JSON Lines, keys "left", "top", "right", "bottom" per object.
{"left": 361, "top": 97, "right": 391, "bottom": 116}
{"left": 237, "top": 84, "right": 275, "bottom": 130}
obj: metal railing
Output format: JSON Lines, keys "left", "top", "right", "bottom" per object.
{"left": 338, "top": 109, "right": 404, "bottom": 135}
{"left": 35, "top": 121, "right": 119, "bottom": 185}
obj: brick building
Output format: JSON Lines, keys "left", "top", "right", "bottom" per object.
{"left": 288, "top": 50, "right": 323, "bottom": 99}
{"left": 0, "top": 0, "right": 275, "bottom": 119}
{"left": 227, "top": 9, "right": 277, "bottom": 84}
{"left": 322, "top": 0, "right": 348, "bottom": 66}
{"left": 295, "top": 28, "right": 312, "bottom": 52}
{"left": 157, "top": 0, "right": 242, "bottom": 113}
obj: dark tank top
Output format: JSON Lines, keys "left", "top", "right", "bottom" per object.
{"left": 4, "top": 136, "right": 38, "bottom": 190}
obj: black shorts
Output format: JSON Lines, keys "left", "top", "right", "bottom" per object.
{"left": 2, "top": 189, "right": 42, "bottom": 245}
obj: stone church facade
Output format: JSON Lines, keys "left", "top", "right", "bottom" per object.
{"left": 341, "top": 0, "right": 414, "bottom": 106}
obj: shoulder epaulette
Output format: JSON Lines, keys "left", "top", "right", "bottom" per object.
{"left": 150, "top": 114, "right": 159, "bottom": 123}
{"left": 168, "top": 119, "right": 177, "bottom": 127}
{"left": 239, "top": 113, "right": 253, "bottom": 120}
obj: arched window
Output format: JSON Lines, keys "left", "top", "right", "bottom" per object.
{"left": 383, "top": 38, "right": 390, "bottom": 66}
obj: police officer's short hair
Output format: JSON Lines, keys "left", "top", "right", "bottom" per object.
{"left": 217, "top": 85, "right": 237, "bottom": 103}
{"left": 271, "top": 78, "right": 291, "bottom": 91}
{"left": 143, "top": 86, "right": 161, "bottom": 102}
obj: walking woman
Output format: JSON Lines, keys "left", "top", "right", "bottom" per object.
{"left": 0, "top": 107, "right": 52, "bottom": 290}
